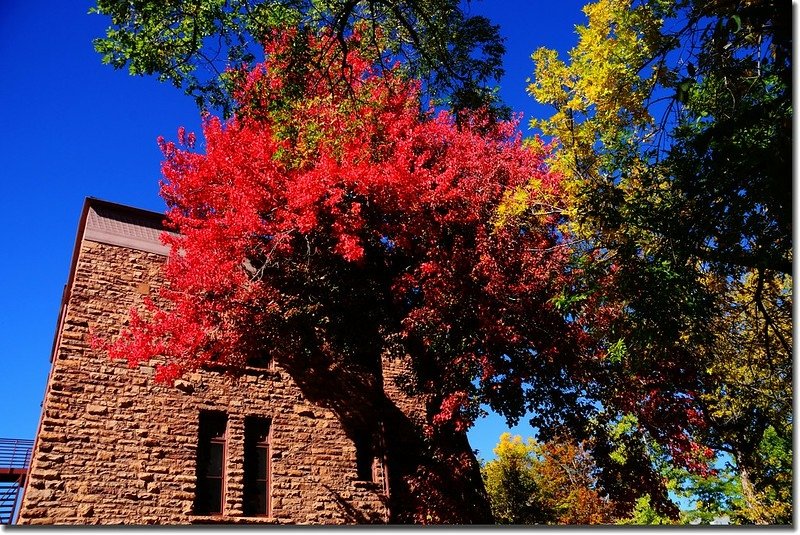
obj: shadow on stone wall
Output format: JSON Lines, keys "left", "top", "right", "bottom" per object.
{"left": 277, "top": 348, "right": 492, "bottom": 524}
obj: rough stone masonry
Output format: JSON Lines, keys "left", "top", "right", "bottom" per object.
{"left": 18, "top": 198, "right": 422, "bottom": 525}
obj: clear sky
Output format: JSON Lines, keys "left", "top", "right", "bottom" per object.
{"left": 0, "top": 0, "right": 588, "bottom": 461}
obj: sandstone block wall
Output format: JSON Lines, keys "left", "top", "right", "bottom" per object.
{"left": 18, "top": 201, "right": 393, "bottom": 525}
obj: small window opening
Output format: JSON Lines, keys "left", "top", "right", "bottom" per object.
{"left": 354, "top": 430, "right": 376, "bottom": 482}
{"left": 243, "top": 416, "right": 271, "bottom": 516}
{"left": 194, "top": 410, "right": 227, "bottom": 515}
{"left": 246, "top": 353, "right": 272, "bottom": 369}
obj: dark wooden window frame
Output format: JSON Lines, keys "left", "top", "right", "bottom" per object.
{"left": 353, "top": 423, "right": 389, "bottom": 493}
{"left": 243, "top": 416, "right": 272, "bottom": 517}
{"left": 354, "top": 429, "right": 378, "bottom": 483}
{"left": 194, "top": 410, "right": 228, "bottom": 516}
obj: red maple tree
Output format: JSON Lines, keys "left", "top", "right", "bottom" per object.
{"left": 98, "top": 32, "right": 593, "bottom": 522}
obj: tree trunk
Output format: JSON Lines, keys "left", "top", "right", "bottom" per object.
{"left": 279, "top": 351, "right": 493, "bottom": 524}
{"left": 735, "top": 450, "right": 767, "bottom": 525}
{"left": 382, "top": 409, "right": 493, "bottom": 523}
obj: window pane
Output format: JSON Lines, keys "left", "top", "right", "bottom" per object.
{"left": 244, "top": 417, "right": 271, "bottom": 516}
{"left": 255, "top": 481, "right": 268, "bottom": 515}
{"left": 208, "top": 442, "right": 224, "bottom": 477}
{"left": 256, "top": 446, "right": 268, "bottom": 477}
{"left": 205, "top": 479, "right": 223, "bottom": 514}
{"left": 195, "top": 411, "right": 227, "bottom": 515}
{"left": 354, "top": 431, "right": 374, "bottom": 482}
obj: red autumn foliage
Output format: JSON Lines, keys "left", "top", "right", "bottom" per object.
{"left": 105, "top": 32, "right": 583, "bottom": 435}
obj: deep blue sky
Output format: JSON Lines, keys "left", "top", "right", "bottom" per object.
{"left": 0, "top": 0, "right": 587, "bottom": 461}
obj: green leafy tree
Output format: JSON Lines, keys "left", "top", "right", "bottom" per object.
{"left": 90, "top": 0, "right": 505, "bottom": 116}
{"left": 616, "top": 496, "right": 675, "bottom": 525}
{"left": 528, "top": 0, "right": 791, "bottom": 523}
{"left": 606, "top": 414, "right": 744, "bottom": 525}
{"left": 482, "top": 433, "right": 617, "bottom": 524}
{"left": 482, "top": 434, "right": 539, "bottom": 523}
{"left": 669, "top": 461, "right": 744, "bottom": 525}
{"left": 590, "top": 413, "right": 681, "bottom": 520}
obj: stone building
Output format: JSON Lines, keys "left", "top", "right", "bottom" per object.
{"left": 18, "top": 198, "right": 424, "bottom": 525}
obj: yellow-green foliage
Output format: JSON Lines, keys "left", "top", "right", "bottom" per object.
{"left": 482, "top": 433, "right": 616, "bottom": 525}
{"left": 703, "top": 270, "right": 792, "bottom": 524}
{"left": 482, "top": 433, "right": 538, "bottom": 524}
{"left": 528, "top": 0, "right": 664, "bottom": 184}
{"left": 527, "top": 0, "right": 791, "bottom": 524}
